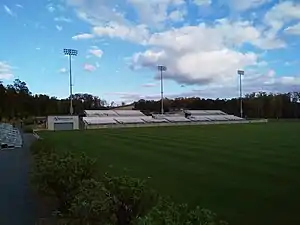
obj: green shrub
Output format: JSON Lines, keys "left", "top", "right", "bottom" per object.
{"left": 134, "top": 198, "right": 228, "bottom": 225}
{"left": 31, "top": 139, "right": 55, "bottom": 156}
{"left": 103, "top": 175, "right": 158, "bottom": 225}
{"left": 69, "top": 178, "right": 116, "bottom": 225}
{"left": 32, "top": 149, "right": 97, "bottom": 212}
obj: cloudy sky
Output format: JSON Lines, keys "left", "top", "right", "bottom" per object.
{"left": 1, "top": 0, "right": 300, "bottom": 103}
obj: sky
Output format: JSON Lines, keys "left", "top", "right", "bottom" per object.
{"left": 1, "top": 0, "right": 300, "bottom": 104}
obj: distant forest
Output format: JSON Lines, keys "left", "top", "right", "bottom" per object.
{"left": 0, "top": 79, "right": 300, "bottom": 119}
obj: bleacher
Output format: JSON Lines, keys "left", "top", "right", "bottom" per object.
{"left": 82, "top": 109, "right": 246, "bottom": 129}
{"left": 0, "top": 123, "right": 22, "bottom": 149}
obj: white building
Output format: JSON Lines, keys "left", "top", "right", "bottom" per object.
{"left": 47, "top": 115, "right": 79, "bottom": 131}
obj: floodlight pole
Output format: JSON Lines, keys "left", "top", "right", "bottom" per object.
{"left": 238, "top": 70, "right": 244, "bottom": 118}
{"left": 64, "top": 48, "right": 78, "bottom": 115}
{"left": 69, "top": 54, "right": 73, "bottom": 115}
{"left": 158, "top": 65, "right": 167, "bottom": 114}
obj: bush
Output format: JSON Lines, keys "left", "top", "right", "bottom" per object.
{"left": 68, "top": 178, "right": 116, "bottom": 225}
{"left": 103, "top": 175, "right": 158, "bottom": 225}
{"left": 134, "top": 198, "right": 228, "bottom": 225}
{"left": 30, "top": 140, "right": 227, "bottom": 225}
{"left": 31, "top": 145, "right": 97, "bottom": 212}
{"left": 31, "top": 139, "right": 55, "bottom": 156}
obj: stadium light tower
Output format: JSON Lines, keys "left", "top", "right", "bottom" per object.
{"left": 158, "top": 65, "right": 167, "bottom": 114}
{"left": 237, "top": 70, "right": 245, "bottom": 118}
{"left": 63, "top": 48, "right": 78, "bottom": 115}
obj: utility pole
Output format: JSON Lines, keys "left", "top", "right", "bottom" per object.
{"left": 157, "top": 65, "right": 167, "bottom": 114}
{"left": 63, "top": 49, "right": 78, "bottom": 115}
{"left": 237, "top": 70, "right": 244, "bottom": 118}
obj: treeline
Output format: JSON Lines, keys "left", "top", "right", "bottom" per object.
{"left": 135, "top": 92, "right": 300, "bottom": 118}
{"left": 0, "top": 79, "right": 107, "bottom": 119}
{"left": 1, "top": 79, "right": 300, "bottom": 119}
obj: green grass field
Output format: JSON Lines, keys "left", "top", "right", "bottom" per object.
{"left": 39, "top": 122, "right": 300, "bottom": 225}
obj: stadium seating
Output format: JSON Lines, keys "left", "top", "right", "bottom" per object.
{"left": 114, "top": 117, "right": 146, "bottom": 124}
{"left": 142, "top": 117, "right": 168, "bottom": 123}
{"left": 188, "top": 116, "right": 211, "bottom": 122}
{"left": 185, "top": 110, "right": 227, "bottom": 115}
{"left": 114, "top": 110, "right": 145, "bottom": 117}
{"left": 82, "top": 109, "right": 246, "bottom": 129}
{"left": 0, "top": 123, "right": 22, "bottom": 149}
{"left": 82, "top": 117, "right": 117, "bottom": 125}
{"left": 84, "top": 110, "right": 118, "bottom": 117}
{"left": 164, "top": 116, "right": 191, "bottom": 123}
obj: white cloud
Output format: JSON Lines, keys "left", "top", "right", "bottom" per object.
{"left": 142, "top": 83, "right": 158, "bottom": 87}
{"left": 127, "top": 0, "right": 186, "bottom": 26}
{"left": 59, "top": 68, "right": 68, "bottom": 73}
{"left": 15, "top": 4, "right": 23, "bottom": 8}
{"left": 84, "top": 64, "right": 96, "bottom": 72}
{"left": 72, "top": 33, "right": 94, "bottom": 40}
{"left": 129, "top": 18, "right": 287, "bottom": 85}
{"left": 56, "top": 25, "right": 63, "bottom": 31}
{"left": 168, "top": 9, "right": 186, "bottom": 22}
{"left": 47, "top": 4, "right": 55, "bottom": 13}
{"left": 264, "top": 1, "right": 300, "bottom": 34}
{"left": 88, "top": 46, "right": 103, "bottom": 58}
{"left": 66, "top": 0, "right": 126, "bottom": 26}
{"left": 54, "top": 16, "right": 72, "bottom": 23}
{"left": 131, "top": 48, "right": 258, "bottom": 85}
{"left": 3, "top": 5, "right": 14, "bottom": 16}
{"left": 93, "top": 22, "right": 149, "bottom": 43}
{"left": 65, "top": 0, "right": 299, "bottom": 96}
{"left": 284, "top": 22, "right": 300, "bottom": 35}
{"left": 223, "top": 0, "right": 271, "bottom": 11}
{"left": 193, "top": 0, "right": 212, "bottom": 6}
{"left": 0, "top": 61, "right": 14, "bottom": 80}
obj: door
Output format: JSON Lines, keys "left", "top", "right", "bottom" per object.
{"left": 54, "top": 122, "right": 74, "bottom": 131}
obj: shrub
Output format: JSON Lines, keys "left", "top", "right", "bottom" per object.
{"left": 103, "top": 175, "right": 158, "bottom": 225}
{"left": 68, "top": 178, "right": 116, "bottom": 225}
{"left": 31, "top": 139, "right": 55, "bottom": 156}
{"left": 31, "top": 148, "right": 97, "bottom": 212}
{"left": 134, "top": 198, "right": 228, "bottom": 225}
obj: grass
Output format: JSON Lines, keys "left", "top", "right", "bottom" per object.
{"left": 39, "top": 122, "right": 300, "bottom": 225}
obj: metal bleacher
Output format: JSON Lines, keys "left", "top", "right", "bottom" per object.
{"left": 114, "top": 117, "right": 146, "bottom": 124}
{"left": 84, "top": 110, "right": 118, "bottom": 117}
{"left": 0, "top": 123, "right": 22, "bottom": 149}
{"left": 114, "top": 110, "right": 145, "bottom": 117}
{"left": 83, "top": 117, "right": 117, "bottom": 125}
{"left": 82, "top": 109, "right": 245, "bottom": 129}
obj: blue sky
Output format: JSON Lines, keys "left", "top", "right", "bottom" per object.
{"left": 1, "top": 0, "right": 300, "bottom": 103}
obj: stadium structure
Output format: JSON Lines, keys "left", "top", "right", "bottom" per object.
{"left": 78, "top": 109, "right": 267, "bottom": 130}
{"left": 0, "top": 123, "right": 22, "bottom": 149}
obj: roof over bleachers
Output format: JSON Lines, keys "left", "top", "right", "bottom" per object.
{"left": 184, "top": 110, "right": 227, "bottom": 115}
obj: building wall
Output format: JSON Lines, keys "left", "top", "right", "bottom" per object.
{"left": 85, "top": 119, "right": 268, "bottom": 130}
{"left": 47, "top": 115, "right": 79, "bottom": 130}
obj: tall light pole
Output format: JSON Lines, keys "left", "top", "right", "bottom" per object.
{"left": 237, "top": 70, "right": 244, "bottom": 118}
{"left": 158, "top": 65, "right": 167, "bottom": 114}
{"left": 63, "top": 48, "right": 78, "bottom": 115}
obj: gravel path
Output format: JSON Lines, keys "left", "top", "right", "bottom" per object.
{"left": 0, "top": 133, "right": 37, "bottom": 225}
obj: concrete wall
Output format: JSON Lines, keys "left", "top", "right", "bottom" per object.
{"left": 47, "top": 115, "right": 79, "bottom": 130}
{"left": 85, "top": 119, "right": 268, "bottom": 130}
